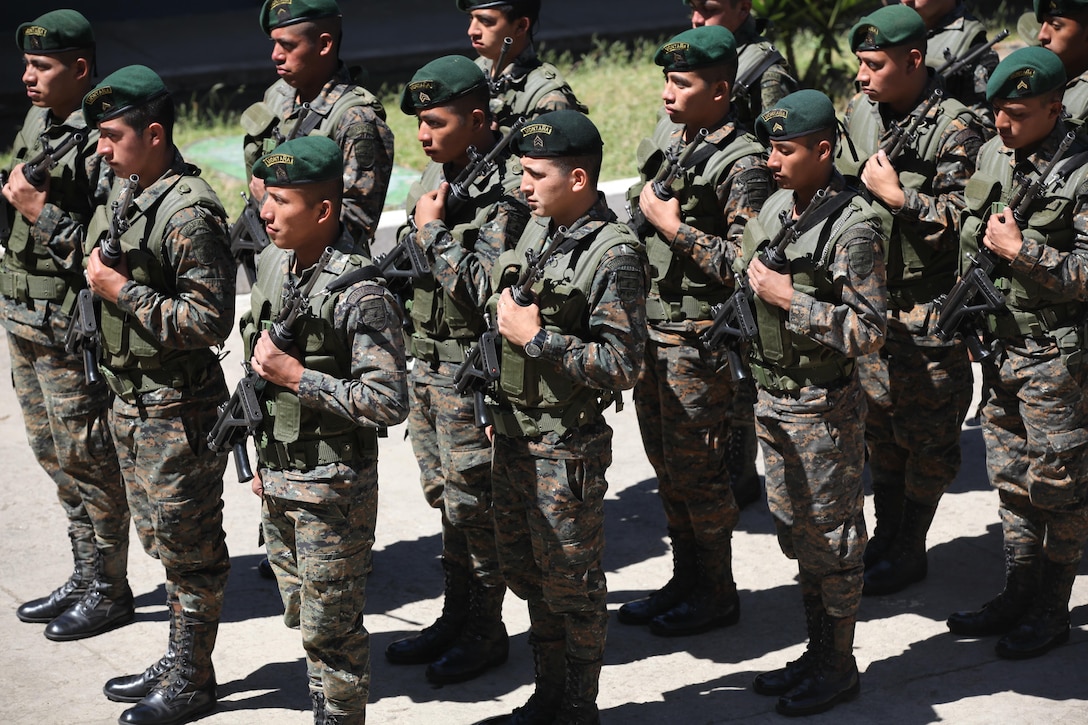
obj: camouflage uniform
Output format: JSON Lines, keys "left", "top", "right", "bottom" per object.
{"left": 925, "top": 1, "right": 1000, "bottom": 130}
{"left": 246, "top": 234, "right": 409, "bottom": 719}
{"left": 949, "top": 120, "right": 1088, "bottom": 652}
{"left": 91, "top": 149, "right": 234, "bottom": 698}
{"left": 475, "top": 45, "right": 588, "bottom": 132}
{"left": 2, "top": 104, "right": 129, "bottom": 613}
{"left": 732, "top": 15, "right": 798, "bottom": 129}
{"left": 839, "top": 73, "right": 984, "bottom": 594}
{"left": 242, "top": 65, "right": 395, "bottom": 247}
{"left": 626, "top": 116, "right": 770, "bottom": 631}
{"left": 1063, "top": 71, "right": 1088, "bottom": 120}
{"left": 487, "top": 197, "right": 647, "bottom": 718}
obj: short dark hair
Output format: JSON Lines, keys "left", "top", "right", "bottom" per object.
{"left": 697, "top": 58, "right": 739, "bottom": 88}
{"left": 493, "top": 2, "right": 540, "bottom": 39}
{"left": 553, "top": 153, "right": 601, "bottom": 187}
{"left": 119, "top": 93, "right": 175, "bottom": 143}
{"left": 450, "top": 85, "right": 494, "bottom": 122}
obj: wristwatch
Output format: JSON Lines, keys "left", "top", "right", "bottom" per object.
{"left": 524, "top": 328, "right": 548, "bottom": 358}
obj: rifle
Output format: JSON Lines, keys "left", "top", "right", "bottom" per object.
{"left": 453, "top": 312, "right": 501, "bottom": 428}
{"left": 99, "top": 174, "right": 139, "bottom": 268}
{"left": 207, "top": 246, "right": 336, "bottom": 483}
{"left": 1, "top": 130, "right": 86, "bottom": 242}
{"left": 488, "top": 36, "right": 515, "bottom": 96}
{"left": 882, "top": 88, "right": 943, "bottom": 161}
{"left": 936, "top": 30, "right": 1009, "bottom": 79}
{"left": 935, "top": 130, "right": 1079, "bottom": 356}
{"left": 628, "top": 128, "right": 709, "bottom": 236}
{"left": 702, "top": 188, "right": 837, "bottom": 378}
{"left": 511, "top": 224, "right": 573, "bottom": 307}
{"left": 228, "top": 191, "right": 271, "bottom": 284}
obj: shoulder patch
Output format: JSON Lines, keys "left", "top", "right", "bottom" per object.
{"left": 347, "top": 123, "right": 377, "bottom": 169}
{"left": 847, "top": 239, "right": 875, "bottom": 279}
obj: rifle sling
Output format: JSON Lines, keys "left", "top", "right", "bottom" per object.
{"left": 734, "top": 47, "right": 786, "bottom": 97}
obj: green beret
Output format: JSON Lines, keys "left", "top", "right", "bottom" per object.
{"left": 83, "top": 65, "right": 169, "bottom": 127}
{"left": 253, "top": 136, "right": 344, "bottom": 187}
{"left": 260, "top": 0, "right": 341, "bottom": 35}
{"left": 986, "top": 46, "right": 1067, "bottom": 101}
{"left": 755, "top": 90, "right": 837, "bottom": 145}
{"left": 655, "top": 26, "right": 737, "bottom": 73}
{"left": 850, "top": 5, "right": 926, "bottom": 52}
{"left": 455, "top": 0, "right": 540, "bottom": 20}
{"left": 1034, "top": 0, "right": 1088, "bottom": 21}
{"left": 512, "top": 110, "right": 602, "bottom": 158}
{"left": 16, "top": 10, "right": 94, "bottom": 54}
{"left": 400, "top": 55, "right": 488, "bottom": 114}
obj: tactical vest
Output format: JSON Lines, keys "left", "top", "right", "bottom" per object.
{"left": 487, "top": 218, "right": 643, "bottom": 437}
{"left": 406, "top": 155, "right": 520, "bottom": 362}
{"left": 88, "top": 174, "right": 225, "bottom": 398}
{"left": 961, "top": 133, "right": 1088, "bottom": 339}
{"left": 630, "top": 121, "right": 765, "bottom": 321}
{"left": 734, "top": 40, "right": 785, "bottom": 127}
{"left": 840, "top": 93, "right": 974, "bottom": 305}
{"left": 479, "top": 56, "right": 586, "bottom": 131}
{"left": 1064, "top": 75, "right": 1088, "bottom": 122}
{"left": 0, "top": 107, "right": 94, "bottom": 311}
{"left": 742, "top": 189, "right": 881, "bottom": 393}
{"left": 243, "top": 246, "right": 380, "bottom": 470}
{"left": 241, "top": 78, "right": 386, "bottom": 172}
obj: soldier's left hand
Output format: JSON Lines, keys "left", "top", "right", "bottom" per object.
{"left": 983, "top": 211, "right": 1024, "bottom": 262}
{"left": 251, "top": 331, "right": 305, "bottom": 392}
{"left": 2, "top": 163, "right": 48, "bottom": 224}
{"left": 86, "top": 247, "right": 131, "bottom": 304}
{"left": 414, "top": 182, "right": 449, "bottom": 228}
{"left": 496, "top": 287, "right": 542, "bottom": 347}
{"left": 860, "top": 150, "right": 905, "bottom": 210}
{"left": 638, "top": 182, "right": 682, "bottom": 240}
{"left": 748, "top": 257, "right": 794, "bottom": 311}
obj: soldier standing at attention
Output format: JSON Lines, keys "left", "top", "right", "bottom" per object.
{"left": 241, "top": 0, "right": 394, "bottom": 251}
{"left": 245, "top": 135, "right": 409, "bottom": 725}
{"left": 682, "top": 0, "right": 798, "bottom": 510}
{"left": 839, "top": 4, "right": 984, "bottom": 597}
{"left": 621, "top": 25, "right": 771, "bottom": 637}
{"left": 1035, "top": 0, "right": 1088, "bottom": 120}
{"left": 458, "top": 0, "right": 587, "bottom": 132}
{"left": 478, "top": 110, "right": 647, "bottom": 725}
{"left": 384, "top": 56, "right": 529, "bottom": 685}
{"left": 82, "top": 65, "right": 234, "bottom": 725}
{"left": 893, "top": 0, "right": 1000, "bottom": 129}
{"left": 947, "top": 47, "right": 1088, "bottom": 661}
{"left": 2, "top": 10, "right": 132, "bottom": 642}
{"left": 745, "top": 90, "right": 886, "bottom": 717}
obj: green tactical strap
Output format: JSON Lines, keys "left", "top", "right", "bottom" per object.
{"left": 256, "top": 429, "right": 378, "bottom": 472}
{"left": 0, "top": 268, "right": 78, "bottom": 311}
{"left": 409, "top": 335, "right": 472, "bottom": 364}
{"left": 489, "top": 388, "right": 610, "bottom": 438}
{"left": 751, "top": 358, "right": 855, "bottom": 395}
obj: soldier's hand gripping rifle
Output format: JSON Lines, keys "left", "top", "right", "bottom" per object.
{"left": 1, "top": 130, "right": 86, "bottom": 242}
{"left": 627, "top": 128, "right": 709, "bottom": 237}
{"left": 208, "top": 246, "right": 335, "bottom": 483}
{"left": 453, "top": 313, "right": 501, "bottom": 428}
{"left": 64, "top": 173, "right": 139, "bottom": 385}
{"left": 882, "top": 88, "right": 943, "bottom": 161}
{"left": 702, "top": 188, "right": 835, "bottom": 378}
{"left": 229, "top": 191, "right": 271, "bottom": 284}
{"left": 935, "top": 130, "right": 1079, "bottom": 358}
{"left": 936, "top": 29, "right": 1009, "bottom": 79}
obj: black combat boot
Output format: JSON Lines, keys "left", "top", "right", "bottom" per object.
{"left": 649, "top": 541, "right": 740, "bottom": 637}
{"left": 473, "top": 636, "right": 565, "bottom": 725}
{"left": 776, "top": 614, "right": 860, "bottom": 716}
{"left": 863, "top": 474, "right": 904, "bottom": 570}
{"left": 863, "top": 499, "right": 937, "bottom": 596}
{"left": 118, "top": 616, "right": 218, "bottom": 725}
{"left": 617, "top": 529, "right": 697, "bottom": 625}
{"left": 556, "top": 656, "right": 602, "bottom": 725}
{"left": 426, "top": 580, "right": 509, "bottom": 684}
{"left": 947, "top": 544, "right": 1038, "bottom": 637}
{"left": 386, "top": 559, "right": 470, "bottom": 664}
{"left": 17, "top": 525, "right": 96, "bottom": 623}
{"left": 753, "top": 595, "right": 824, "bottom": 696}
{"left": 105, "top": 596, "right": 181, "bottom": 702}
{"left": 311, "top": 691, "right": 326, "bottom": 725}
{"left": 45, "top": 542, "right": 134, "bottom": 641}
{"left": 995, "top": 558, "right": 1078, "bottom": 659}
{"left": 323, "top": 710, "right": 365, "bottom": 725}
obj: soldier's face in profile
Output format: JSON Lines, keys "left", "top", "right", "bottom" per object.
{"left": 1038, "top": 13, "right": 1088, "bottom": 71}
{"left": 767, "top": 136, "right": 830, "bottom": 191}
{"left": 416, "top": 105, "right": 476, "bottom": 166}
{"left": 270, "top": 25, "right": 322, "bottom": 89}
{"left": 260, "top": 185, "right": 330, "bottom": 251}
{"left": 992, "top": 95, "right": 1062, "bottom": 151}
{"left": 22, "top": 53, "right": 83, "bottom": 110}
{"left": 661, "top": 70, "right": 724, "bottom": 127}
{"left": 855, "top": 47, "right": 919, "bottom": 105}
{"left": 520, "top": 156, "right": 576, "bottom": 220}
{"left": 467, "top": 9, "right": 527, "bottom": 62}
{"left": 96, "top": 117, "right": 159, "bottom": 180}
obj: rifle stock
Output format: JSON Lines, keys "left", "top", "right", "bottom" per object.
{"left": 453, "top": 314, "right": 501, "bottom": 427}
{"left": 65, "top": 288, "right": 102, "bottom": 386}
{"left": 936, "top": 30, "right": 1008, "bottom": 78}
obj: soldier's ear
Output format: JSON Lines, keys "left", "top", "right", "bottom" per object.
{"left": 72, "top": 57, "right": 90, "bottom": 83}
{"left": 513, "top": 16, "right": 531, "bottom": 40}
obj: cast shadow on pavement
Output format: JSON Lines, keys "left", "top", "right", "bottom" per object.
{"left": 216, "top": 658, "right": 311, "bottom": 715}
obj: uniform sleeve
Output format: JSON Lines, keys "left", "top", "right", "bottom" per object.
{"left": 896, "top": 115, "right": 982, "bottom": 251}
{"left": 668, "top": 153, "right": 772, "bottom": 285}
{"left": 1010, "top": 189, "right": 1088, "bottom": 301}
{"left": 535, "top": 87, "right": 586, "bottom": 116}
{"left": 297, "top": 287, "right": 409, "bottom": 428}
{"left": 32, "top": 143, "right": 111, "bottom": 271}
{"left": 424, "top": 194, "right": 531, "bottom": 309}
{"left": 540, "top": 245, "right": 647, "bottom": 392}
{"left": 787, "top": 221, "right": 887, "bottom": 357}
{"left": 758, "top": 64, "right": 797, "bottom": 115}
{"left": 115, "top": 205, "right": 236, "bottom": 349}
{"left": 336, "top": 105, "right": 395, "bottom": 244}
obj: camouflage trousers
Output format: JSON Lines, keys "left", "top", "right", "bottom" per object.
{"left": 492, "top": 420, "right": 611, "bottom": 662}
{"left": 981, "top": 337, "right": 1088, "bottom": 564}
{"left": 407, "top": 360, "right": 501, "bottom": 586}
{"left": 8, "top": 332, "right": 127, "bottom": 555}
{"left": 261, "top": 463, "right": 377, "bottom": 717}
{"left": 109, "top": 376, "right": 230, "bottom": 622}
{"left": 756, "top": 375, "right": 868, "bottom": 618}
{"left": 634, "top": 338, "right": 739, "bottom": 551}
{"left": 858, "top": 324, "right": 972, "bottom": 506}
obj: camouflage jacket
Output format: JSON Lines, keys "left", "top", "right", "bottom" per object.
{"left": 1064, "top": 70, "right": 1088, "bottom": 122}
{"left": 476, "top": 44, "right": 588, "bottom": 132}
